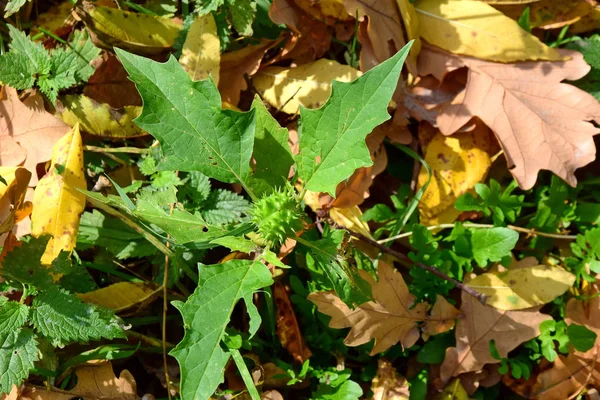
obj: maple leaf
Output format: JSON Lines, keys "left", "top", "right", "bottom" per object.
{"left": 417, "top": 45, "right": 600, "bottom": 189}
{"left": 308, "top": 262, "right": 428, "bottom": 355}
{"left": 0, "top": 87, "right": 69, "bottom": 186}
{"left": 440, "top": 291, "right": 551, "bottom": 382}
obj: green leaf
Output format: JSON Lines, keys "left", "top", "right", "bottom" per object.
{"left": 470, "top": 227, "right": 518, "bottom": 267}
{"left": 170, "top": 259, "right": 273, "bottom": 400}
{"left": 313, "top": 380, "right": 363, "bottom": 400}
{"left": 295, "top": 44, "right": 412, "bottom": 196}
{"left": 202, "top": 189, "right": 250, "bottom": 225}
{"left": 210, "top": 236, "right": 256, "bottom": 253}
{"left": 4, "top": 0, "right": 28, "bottom": 17}
{"left": 182, "top": 171, "right": 211, "bottom": 204}
{"left": 0, "top": 300, "right": 39, "bottom": 394}
{"left": 7, "top": 24, "right": 51, "bottom": 73}
{"left": 195, "top": 0, "right": 224, "bottom": 14}
{"left": 567, "top": 324, "right": 597, "bottom": 352}
{"left": 31, "top": 288, "right": 125, "bottom": 347}
{"left": 417, "top": 332, "right": 454, "bottom": 364}
{"left": 51, "top": 30, "right": 100, "bottom": 83}
{"left": 0, "top": 53, "right": 36, "bottom": 89}
{"left": 246, "top": 98, "right": 294, "bottom": 197}
{"left": 227, "top": 0, "right": 256, "bottom": 36}
{"left": 115, "top": 48, "right": 257, "bottom": 197}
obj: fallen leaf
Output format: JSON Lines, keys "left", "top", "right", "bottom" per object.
{"left": 273, "top": 282, "right": 312, "bottom": 363}
{"left": 371, "top": 359, "right": 410, "bottom": 400}
{"left": 78, "top": 281, "right": 160, "bottom": 312}
{"left": 30, "top": 0, "right": 75, "bottom": 36}
{"left": 0, "top": 167, "right": 32, "bottom": 237}
{"left": 420, "top": 45, "right": 600, "bottom": 189}
{"left": 31, "top": 124, "right": 86, "bottom": 265}
{"left": 295, "top": 0, "right": 352, "bottom": 24}
{"left": 440, "top": 291, "right": 551, "bottom": 382}
{"left": 436, "top": 379, "right": 469, "bottom": 400}
{"left": 566, "top": 276, "right": 600, "bottom": 340}
{"left": 0, "top": 86, "right": 70, "bottom": 186}
{"left": 495, "top": 0, "right": 595, "bottom": 29}
{"left": 309, "top": 262, "right": 428, "bottom": 355}
{"left": 414, "top": 0, "right": 563, "bottom": 62}
{"left": 466, "top": 265, "right": 575, "bottom": 310}
{"left": 253, "top": 59, "right": 362, "bottom": 114}
{"left": 57, "top": 95, "right": 145, "bottom": 138}
{"left": 330, "top": 206, "right": 372, "bottom": 239}
{"left": 423, "top": 295, "right": 459, "bottom": 341}
{"left": 570, "top": 4, "right": 600, "bottom": 33}
{"left": 179, "top": 14, "right": 220, "bottom": 84}
{"left": 76, "top": 1, "right": 180, "bottom": 55}
{"left": 84, "top": 52, "right": 143, "bottom": 108}
{"left": 417, "top": 121, "right": 496, "bottom": 226}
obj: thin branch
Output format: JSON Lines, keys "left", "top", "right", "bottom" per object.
{"left": 347, "top": 230, "right": 488, "bottom": 304}
{"left": 378, "top": 222, "right": 578, "bottom": 244}
{"left": 84, "top": 145, "right": 150, "bottom": 154}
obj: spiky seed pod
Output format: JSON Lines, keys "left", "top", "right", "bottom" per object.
{"left": 250, "top": 188, "right": 303, "bottom": 247}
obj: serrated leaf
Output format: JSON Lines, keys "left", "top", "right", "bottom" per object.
{"left": 4, "top": 0, "right": 28, "bottom": 17}
{"left": 228, "top": 0, "right": 256, "bottom": 36}
{"left": 116, "top": 48, "right": 258, "bottom": 197}
{"left": 7, "top": 24, "right": 51, "bottom": 73}
{"left": 202, "top": 189, "right": 250, "bottom": 225}
{"left": 170, "top": 259, "right": 273, "bottom": 400}
{"left": 31, "top": 288, "right": 125, "bottom": 347}
{"left": 0, "top": 53, "right": 36, "bottom": 89}
{"left": 51, "top": 30, "right": 100, "bottom": 83}
{"left": 470, "top": 227, "right": 518, "bottom": 267}
{"left": 295, "top": 44, "right": 411, "bottom": 196}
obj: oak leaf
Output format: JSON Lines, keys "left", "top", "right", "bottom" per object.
{"left": 440, "top": 290, "right": 551, "bottom": 382}
{"left": 418, "top": 46, "right": 600, "bottom": 189}
{"left": 422, "top": 295, "right": 459, "bottom": 341}
{"left": 308, "top": 262, "right": 428, "bottom": 355}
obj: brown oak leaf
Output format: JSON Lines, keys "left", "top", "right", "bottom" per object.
{"left": 422, "top": 294, "right": 460, "bottom": 341}
{"left": 308, "top": 262, "right": 428, "bottom": 355}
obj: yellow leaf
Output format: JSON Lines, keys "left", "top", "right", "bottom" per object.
{"left": 78, "top": 282, "right": 160, "bottom": 312}
{"left": 179, "top": 14, "right": 221, "bottom": 84}
{"left": 295, "top": 0, "right": 352, "bottom": 22}
{"left": 570, "top": 4, "right": 600, "bottom": 34}
{"left": 76, "top": 3, "right": 180, "bottom": 55}
{"left": 253, "top": 59, "right": 362, "bottom": 114}
{"left": 397, "top": 0, "right": 421, "bottom": 72}
{"left": 414, "top": 0, "right": 564, "bottom": 62}
{"left": 435, "top": 379, "right": 469, "bottom": 400}
{"left": 330, "top": 206, "right": 372, "bottom": 239}
{"left": 31, "top": 124, "right": 86, "bottom": 265}
{"left": 495, "top": 0, "right": 595, "bottom": 30}
{"left": 467, "top": 265, "right": 575, "bottom": 310}
{"left": 58, "top": 95, "right": 145, "bottom": 138}
{"left": 417, "top": 123, "right": 494, "bottom": 226}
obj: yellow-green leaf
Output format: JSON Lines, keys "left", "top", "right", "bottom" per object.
{"left": 78, "top": 282, "right": 160, "bottom": 312}
{"left": 179, "top": 14, "right": 220, "bottom": 84}
{"left": 58, "top": 95, "right": 145, "bottom": 138}
{"left": 31, "top": 124, "right": 86, "bottom": 265}
{"left": 253, "top": 59, "right": 362, "bottom": 114}
{"left": 397, "top": 0, "right": 421, "bottom": 72}
{"left": 467, "top": 265, "right": 575, "bottom": 310}
{"left": 414, "top": 0, "right": 564, "bottom": 62}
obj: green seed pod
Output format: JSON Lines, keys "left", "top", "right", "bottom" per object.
{"left": 250, "top": 187, "right": 303, "bottom": 246}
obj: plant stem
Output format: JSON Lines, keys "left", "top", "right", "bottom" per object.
{"left": 378, "top": 222, "right": 578, "bottom": 244}
{"left": 347, "top": 230, "right": 489, "bottom": 304}
{"left": 84, "top": 145, "right": 150, "bottom": 154}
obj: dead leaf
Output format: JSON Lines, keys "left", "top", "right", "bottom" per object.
{"left": 78, "top": 281, "right": 161, "bottom": 312}
{"left": 440, "top": 290, "right": 551, "bottom": 382}
{"left": 180, "top": 14, "right": 220, "bottom": 84}
{"left": 0, "top": 167, "right": 32, "bottom": 237}
{"left": 435, "top": 379, "right": 469, "bottom": 400}
{"left": 295, "top": 0, "right": 353, "bottom": 24}
{"left": 414, "top": 0, "right": 563, "bottom": 62}
{"left": 570, "top": 4, "right": 600, "bottom": 33}
{"left": 31, "top": 124, "right": 86, "bottom": 265}
{"left": 0, "top": 86, "right": 70, "bottom": 186}
{"left": 423, "top": 295, "right": 459, "bottom": 341}
{"left": 84, "top": 52, "right": 143, "bottom": 108}
{"left": 273, "top": 282, "right": 312, "bottom": 363}
{"left": 420, "top": 45, "right": 600, "bottom": 189}
{"left": 494, "top": 0, "right": 596, "bottom": 29}
{"left": 309, "top": 262, "right": 428, "bottom": 354}
{"left": 30, "top": 0, "right": 75, "bottom": 36}
{"left": 371, "top": 359, "right": 410, "bottom": 400}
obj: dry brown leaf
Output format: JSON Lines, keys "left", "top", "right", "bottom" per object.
{"left": 494, "top": 0, "right": 596, "bottom": 29}
{"left": 440, "top": 290, "right": 551, "bottom": 383}
{"left": 84, "top": 53, "right": 143, "bottom": 108}
{"left": 0, "top": 167, "right": 32, "bottom": 238}
{"left": 309, "top": 262, "right": 428, "bottom": 355}
{"left": 419, "top": 45, "right": 600, "bottom": 190}
{"left": 371, "top": 359, "right": 410, "bottom": 400}
{"left": 273, "top": 281, "right": 312, "bottom": 363}
{"left": 422, "top": 295, "right": 459, "bottom": 341}
{"left": 294, "top": 0, "right": 352, "bottom": 24}
{"left": 0, "top": 87, "right": 70, "bottom": 186}
{"left": 570, "top": 5, "right": 600, "bottom": 33}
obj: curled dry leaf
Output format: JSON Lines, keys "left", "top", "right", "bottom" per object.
{"left": 78, "top": 282, "right": 161, "bottom": 312}
{"left": 371, "top": 359, "right": 410, "bottom": 400}
{"left": 179, "top": 14, "right": 220, "bottom": 84}
{"left": 309, "top": 262, "right": 428, "bottom": 355}
{"left": 494, "top": 0, "right": 596, "bottom": 29}
{"left": 440, "top": 291, "right": 551, "bottom": 383}
{"left": 418, "top": 46, "right": 600, "bottom": 189}
{"left": 295, "top": 0, "right": 353, "bottom": 24}
{"left": 0, "top": 86, "right": 70, "bottom": 186}
{"left": 273, "top": 282, "right": 312, "bottom": 363}
{"left": 422, "top": 295, "right": 459, "bottom": 341}
{"left": 84, "top": 52, "right": 142, "bottom": 108}
{"left": 0, "top": 167, "right": 32, "bottom": 237}
{"left": 31, "top": 124, "right": 86, "bottom": 265}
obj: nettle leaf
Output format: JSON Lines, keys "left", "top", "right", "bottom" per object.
{"left": 470, "top": 227, "right": 518, "bottom": 267}
{"left": 31, "top": 288, "right": 125, "bottom": 347}
{"left": 295, "top": 43, "right": 412, "bottom": 196}
{"left": 115, "top": 48, "right": 258, "bottom": 197}
{"left": 0, "top": 53, "right": 36, "bottom": 89}
{"left": 170, "top": 260, "right": 273, "bottom": 400}
{"left": 202, "top": 189, "right": 250, "bottom": 225}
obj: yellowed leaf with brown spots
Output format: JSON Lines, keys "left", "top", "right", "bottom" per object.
{"left": 31, "top": 124, "right": 86, "bottom": 265}
{"left": 78, "top": 282, "right": 160, "bottom": 312}
{"left": 570, "top": 4, "right": 600, "bottom": 33}
{"left": 417, "top": 122, "right": 495, "bottom": 226}
{"left": 494, "top": 0, "right": 595, "bottom": 29}
{"left": 179, "top": 14, "right": 220, "bottom": 84}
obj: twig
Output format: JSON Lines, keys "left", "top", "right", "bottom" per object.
{"left": 378, "top": 222, "right": 578, "bottom": 244}
{"left": 84, "top": 145, "right": 150, "bottom": 154}
{"left": 347, "top": 230, "right": 488, "bottom": 304}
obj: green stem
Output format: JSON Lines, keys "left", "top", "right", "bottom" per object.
{"left": 229, "top": 348, "right": 261, "bottom": 400}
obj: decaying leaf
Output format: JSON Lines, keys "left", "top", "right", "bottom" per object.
{"left": 466, "top": 265, "right": 575, "bottom": 310}
{"left": 422, "top": 295, "right": 459, "bottom": 341}
{"left": 0, "top": 167, "right": 32, "bottom": 237}
{"left": 309, "top": 262, "right": 428, "bottom": 355}
{"left": 371, "top": 359, "right": 410, "bottom": 400}
{"left": 57, "top": 95, "right": 145, "bottom": 138}
{"left": 419, "top": 45, "right": 600, "bottom": 189}
{"left": 414, "top": 0, "right": 563, "bottom": 62}
{"left": 31, "top": 124, "right": 86, "bottom": 265}
{"left": 78, "top": 282, "right": 161, "bottom": 312}
{"left": 495, "top": 0, "right": 596, "bottom": 29}
{"left": 180, "top": 14, "right": 220, "bottom": 84}
{"left": 273, "top": 282, "right": 312, "bottom": 363}
{"left": 253, "top": 58, "right": 362, "bottom": 114}
{"left": 440, "top": 291, "right": 551, "bottom": 382}
{"left": 0, "top": 86, "right": 70, "bottom": 186}
{"left": 295, "top": 0, "right": 352, "bottom": 24}
{"left": 84, "top": 52, "right": 142, "bottom": 108}
{"left": 570, "top": 4, "right": 600, "bottom": 33}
